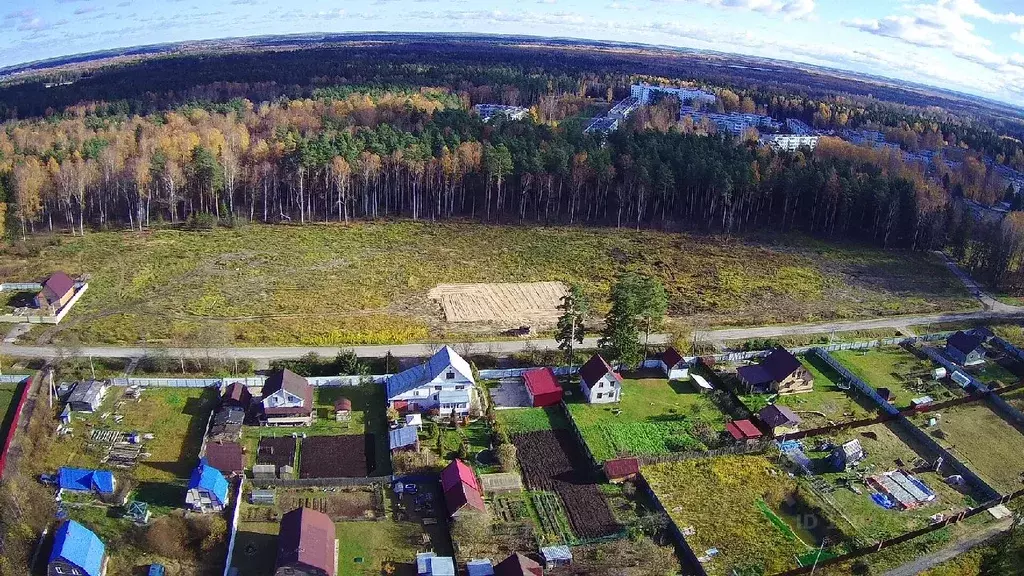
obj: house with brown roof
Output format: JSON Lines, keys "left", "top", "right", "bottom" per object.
{"left": 737, "top": 348, "right": 813, "bottom": 395}
{"left": 659, "top": 347, "right": 690, "bottom": 380}
{"left": 203, "top": 442, "right": 244, "bottom": 476}
{"left": 579, "top": 354, "right": 622, "bottom": 404}
{"left": 35, "top": 272, "right": 76, "bottom": 311}
{"left": 261, "top": 369, "right": 315, "bottom": 426}
{"left": 221, "top": 382, "right": 253, "bottom": 409}
{"left": 758, "top": 405, "right": 802, "bottom": 436}
{"left": 275, "top": 507, "right": 337, "bottom": 576}
{"left": 494, "top": 553, "right": 543, "bottom": 576}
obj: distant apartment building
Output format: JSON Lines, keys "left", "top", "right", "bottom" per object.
{"left": 785, "top": 118, "right": 816, "bottom": 135}
{"left": 473, "top": 104, "right": 529, "bottom": 122}
{"left": 680, "top": 106, "right": 781, "bottom": 136}
{"left": 631, "top": 83, "right": 716, "bottom": 106}
{"left": 762, "top": 134, "right": 820, "bottom": 151}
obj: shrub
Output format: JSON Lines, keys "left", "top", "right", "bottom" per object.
{"left": 497, "top": 443, "right": 518, "bottom": 472}
{"left": 392, "top": 449, "right": 441, "bottom": 475}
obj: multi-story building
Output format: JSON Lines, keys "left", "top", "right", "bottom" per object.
{"left": 472, "top": 104, "right": 529, "bottom": 122}
{"left": 680, "top": 106, "right": 781, "bottom": 136}
{"left": 631, "top": 83, "right": 716, "bottom": 106}
{"left": 762, "top": 134, "right": 820, "bottom": 151}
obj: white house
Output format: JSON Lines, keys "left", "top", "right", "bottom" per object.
{"left": 386, "top": 346, "right": 476, "bottom": 415}
{"left": 659, "top": 347, "right": 690, "bottom": 381}
{"left": 578, "top": 354, "right": 622, "bottom": 404}
{"left": 260, "top": 369, "right": 314, "bottom": 426}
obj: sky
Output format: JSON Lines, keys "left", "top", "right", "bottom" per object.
{"left": 3, "top": 0, "right": 1024, "bottom": 106}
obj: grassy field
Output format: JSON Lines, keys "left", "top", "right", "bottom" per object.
{"left": 740, "top": 356, "right": 884, "bottom": 429}
{"left": 832, "top": 347, "right": 963, "bottom": 409}
{"left": 912, "top": 401, "right": 1024, "bottom": 494}
{"left": 566, "top": 375, "right": 727, "bottom": 461}
{"left": 643, "top": 456, "right": 813, "bottom": 576}
{"left": 495, "top": 406, "right": 569, "bottom": 435}
{"left": 800, "top": 422, "right": 981, "bottom": 543}
{"left": 0, "top": 222, "right": 975, "bottom": 346}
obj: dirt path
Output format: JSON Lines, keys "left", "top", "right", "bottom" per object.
{"left": 882, "top": 516, "right": 1013, "bottom": 576}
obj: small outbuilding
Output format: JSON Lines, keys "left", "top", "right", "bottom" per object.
{"left": 405, "top": 413, "right": 423, "bottom": 430}
{"left": 58, "top": 467, "right": 116, "bottom": 497}
{"left": 48, "top": 519, "right": 107, "bottom": 576}
{"left": 603, "top": 457, "right": 640, "bottom": 483}
{"left": 250, "top": 489, "right": 276, "bottom": 505}
{"left": 466, "top": 559, "right": 496, "bottom": 576}
{"left": 221, "top": 382, "right": 253, "bottom": 408}
{"left": 334, "top": 397, "right": 352, "bottom": 422}
{"left": 830, "top": 439, "right": 865, "bottom": 471}
{"left": 389, "top": 426, "right": 420, "bottom": 453}
{"left": 523, "top": 367, "right": 563, "bottom": 407}
{"left": 540, "top": 545, "right": 572, "bottom": 569}
{"left": 946, "top": 331, "right": 986, "bottom": 366}
{"left": 725, "top": 419, "right": 763, "bottom": 442}
{"left": 125, "top": 501, "right": 151, "bottom": 525}
{"left": 758, "top": 405, "right": 802, "bottom": 436}
{"left": 66, "top": 380, "right": 108, "bottom": 413}
{"left": 36, "top": 271, "right": 76, "bottom": 311}
{"left": 876, "top": 388, "right": 897, "bottom": 404}
{"left": 659, "top": 347, "right": 690, "bottom": 380}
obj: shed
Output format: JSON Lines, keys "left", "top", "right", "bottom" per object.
{"left": 758, "top": 405, "right": 802, "bottom": 436}
{"left": 659, "top": 347, "right": 690, "bottom": 380}
{"left": 690, "top": 374, "right": 713, "bottom": 393}
{"left": 829, "top": 439, "right": 865, "bottom": 471}
{"left": 276, "top": 507, "right": 337, "bottom": 576}
{"left": 49, "top": 520, "right": 106, "bottom": 576}
{"left": 58, "top": 467, "right": 115, "bottom": 496}
{"left": 423, "top": 556, "right": 455, "bottom": 576}
{"left": 66, "top": 380, "right": 108, "bottom": 412}
{"left": 389, "top": 426, "right": 420, "bottom": 453}
{"left": 253, "top": 464, "right": 277, "bottom": 480}
{"left": 540, "top": 545, "right": 572, "bottom": 569}
{"left": 478, "top": 473, "right": 524, "bottom": 494}
{"left": 494, "top": 553, "right": 543, "bottom": 576}
{"left": 204, "top": 442, "right": 244, "bottom": 475}
{"left": 335, "top": 397, "right": 353, "bottom": 422}
{"left": 603, "top": 457, "right": 640, "bottom": 482}
{"left": 250, "top": 489, "right": 276, "bottom": 505}
{"left": 725, "top": 419, "right": 763, "bottom": 442}
{"left": 523, "top": 368, "right": 563, "bottom": 407}
{"left": 221, "top": 382, "right": 253, "bottom": 408}
{"left": 876, "top": 387, "right": 897, "bottom": 404}
{"left": 36, "top": 271, "right": 76, "bottom": 310}
{"left": 125, "top": 501, "right": 150, "bottom": 525}
{"left": 417, "top": 552, "right": 437, "bottom": 575}
{"left": 405, "top": 413, "right": 423, "bottom": 430}
{"left": 466, "top": 559, "right": 496, "bottom": 576}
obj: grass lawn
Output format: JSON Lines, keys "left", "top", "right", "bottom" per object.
{"left": 833, "top": 347, "right": 963, "bottom": 409}
{"left": 566, "top": 376, "right": 727, "bottom": 461}
{"left": 800, "top": 422, "right": 982, "bottom": 544}
{"left": 0, "top": 222, "right": 975, "bottom": 346}
{"left": 496, "top": 406, "right": 569, "bottom": 435}
{"left": 643, "top": 456, "right": 813, "bottom": 576}
{"left": 0, "top": 382, "right": 21, "bottom": 446}
{"left": 967, "top": 356, "right": 1020, "bottom": 387}
{"left": 912, "top": 401, "right": 1024, "bottom": 494}
{"left": 740, "top": 356, "right": 884, "bottom": 429}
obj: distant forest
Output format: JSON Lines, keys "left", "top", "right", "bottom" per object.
{"left": 0, "top": 39, "right": 1023, "bottom": 289}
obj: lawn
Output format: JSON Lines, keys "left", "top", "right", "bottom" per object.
{"left": 495, "top": 406, "right": 569, "bottom": 435}
{"left": 740, "top": 356, "right": 884, "bottom": 429}
{"left": 912, "top": 401, "right": 1024, "bottom": 494}
{"left": 643, "top": 456, "right": 813, "bottom": 576}
{"left": 799, "top": 422, "right": 982, "bottom": 544}
{"left": 0, "top": 222, "right": 975, "bottom": 346}
{"left": 833, "top": 347, "right": 963, "bottom": 409}
{"left": 0, "top": 382, "right": 21, "bottom": 445}
{"left": 566, "top": 376, "right": 728, "bottom": 461}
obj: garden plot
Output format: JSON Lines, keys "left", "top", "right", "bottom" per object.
{"left": 496, "top": 405, "right": 569, "bottom": 435}
{"left": 566, "top": 377, "right": 728, "bottom": 462}
{"left": 912, "top": 402, "right": 1024, "bottom": 494}
{"left": 428, "top": 281, "right": 567, "bottom": 325}
{"left": 798, "top": 422, "right": 982, "bottom": 543}
{"left": 256, "top": 437, "right": 296, "bottom": 471}
{"left": 643, "top": 456, "right": 814, "bottom": 576}
{"left": 299, "top": 435, "right": 373, "bottom": 478}
{"left": 833, "top": 347, "right": 964, "bottom": 409}
{"left": 0, "top": 382, "right": 20, "bottom": 442}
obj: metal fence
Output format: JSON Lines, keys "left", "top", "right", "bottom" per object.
{"left": 222, "top": 475, "right": 244, "bottom": 576}
{"left": 0, "top": 282, "right": 42, "bottom": 291}
{"left": 810, "top": 348, "right": 900, "bottom": 416}
{"left": 0, "top": 375, "right": 31, "bottom": 384}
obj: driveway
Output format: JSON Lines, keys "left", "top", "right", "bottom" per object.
{"left": 489, "top": 378, "right": 531, "bottom": 408}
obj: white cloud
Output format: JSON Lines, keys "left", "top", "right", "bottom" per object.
{"left": 1013, "top": 28, "right": 1024, "bottom": 43}
{"left": 655, "top": 0, "right": 815, "bottom": 20}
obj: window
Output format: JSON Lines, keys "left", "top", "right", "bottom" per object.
{"left": 455, "top": 385, "right": 465, "bottom": 390}
{"left": 598, "top": 382, "right": 604, "bottom": 388}
{"left": 435, "top": 385, "right": 443, "bottom": 391}
{"left": 597, "top": 393, "right": 603, "bottom": 399}
{"left": 446, "top": 371, "right": 456, "bottom": 379}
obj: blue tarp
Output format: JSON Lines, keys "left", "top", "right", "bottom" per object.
{"left": 871, "top": 493, "right": 895, "bottom": 509}
{"left": 416, "top": 552, "right": 436, "bottom": 575}
{"left": 50, "top": 520, "right": 105, "bottom": 576}
{"left": 58, "top": 467, "right": 115, "bottom": 495}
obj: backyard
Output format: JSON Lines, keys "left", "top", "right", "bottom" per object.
{"left": 832, "top": 347, "right": 963, "bottom": 409}
{"left": 495, "top": 405, "right": 570, "bottom": 435}
{"left": 566, "top": 375, "right": 728, "bottom": 461}
{"left": 0, "top": 222, "right": 975, "bottom": 346}
{"left": 642, "top": 455, "right": 814, "bottom": 576}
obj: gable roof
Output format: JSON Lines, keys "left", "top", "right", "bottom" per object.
{"left": 187, "top": 460, "right": 228, "bottom": 503}
{"left": 736, "top": 365, "right": 772, "bottom": 387}
{"left": 579, "top": 354, "right": 621, "bottom": 388}
{"left": 494, "top": 553, "right": 543, "bottom": 576}
{"left": 523, "top": 368, "right": 561, "bottom": 397}
{"left": 662, "top": 347, "right": 684, "bottom": 368}
{"left": 261, "top": 369, "right": 312, "bottom": 402}
{"left": 204, "top": 442, "right": 244, "bottom": 474}
{"left": 41, "top": 271, "right": 75, "bottom": 302}
{"left": 947, "top": 331, "right": 985, "bottom": 355}
{"left": 221, "top": 382, "right": 252, "bottom": 406}
{"left": 58, "top": 467, "right": 115, "bottom": 495}
{"left": 760, "top": 348, "right": 803, "bottom": 381}
{"left": 441, "top": 459, "right": 480, "bottom": 493}
{"left": 67, "top": 380, "right": 106, "bottom": 408}
{"left": 758, "top": 405, "right": 801, "bottom": 429}
{"left": 444, "top": 482, "right": 486, "bottom": 516}
{"left": 389, "top": 426, "right": 419, "bottom": 450}
{"left": 725, "top": 419, "right": 763, "bottom": 440}
{"left": 50, "top": 520, "right": 105, "bottom": 576}
{"left": 386, "top": 346, "right": 475, "bottom": 399}
{"left": 603, "top": 457, "right": 640, "bottom": 480}
{"left": 277, "top": 507, "right": 337, "bottom": 576}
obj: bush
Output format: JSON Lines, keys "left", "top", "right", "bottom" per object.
{"left": 392, "top": 450, "right": 441, "bottom": 475}
{"left": 497, "top": 443, "right": 518, "bottom": 472}
{"left": 184, "top": 212, "right": 217, "bottom": 231}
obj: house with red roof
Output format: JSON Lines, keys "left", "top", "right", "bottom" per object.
{"left": 725, "top": 419, "right": 763, "bottom": 442}
{"left": 441, "top": 459, "right": 486, "bottom": 518}
{"left": 603, "top": 457, "right": 640, "bottom": 483}
{"left": 35, "top": 271, "right": 76, "bottom": 311}
{"left": 522, "top": 368, "right": 562, "bottom": 407}
{"left": 275, "top": 507, "right": 337, "bottom": 576}
{"left": 494, "top": 553, "right": 543, "bottom": 576}
{"left": 578, "top": 354, "right": 622, "bottom": 404}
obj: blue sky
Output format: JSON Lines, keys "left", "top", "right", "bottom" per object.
{"left": 3, "top": 0, "right": 1024, "bottom": 106}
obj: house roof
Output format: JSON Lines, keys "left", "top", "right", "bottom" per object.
{"left": 761, "top": 348, "right": 803, "bottom": 381}
{"left": 277, "top": 507, "right": 337, "bottom": 576}
{"left": 386, "top": 346, "right": 474, "bottom": 399}
{"left": 494, "top": 553, "right": 543, "bottom": 576}
{"left": 441, "top": 459, "right": 480, "bottom": 493}
{"left": 437, "top": 389, "right": 472, "bottom": 405}
{"left": 662, "top": 347, "right": 684, "bottom": 368}
{"left": 523, "top": 368, "right": 561, "bottom": 397}
{"left": 725, "top": 419, "right": 764, "bottom": 440}
{"left": 187, "top": 460, "right": 228, "bottom": 503}
{"left": 67, "top": 380, "right": 105, "bottom": 407}
{"left": 213, "top": 406, "right": 245, "bottom": 427}
{"left": 736, "top": 365, "right": 772, "bottom": 387}
{"left": 417, "top": 552, "right": 437, "bottom": 574}
{"left": 126, "top": 501, "right": 149, "bottom": 520}
{"left": 389, "top": 426, "right": 419, "bottom": 450}
{"left": 204, "top": 442, "right": 244, "bottom": 473}
{"left": 603, "top": 457, "right": 640, "bottom": 480}
{"left": 425, "top": 556, "right": 456, "bottom": 576}
{"left": 540, "top": 545, "right": 573, "bottom": 562}
{"left": 877, "top": 387, "right": 896, "bottom": 401}
{"left": 466, "top": 559, "right": 496, "bottom": 576}
{"left": 50, "top": 520, "right": 105, "bottom": 576}
{"left": 41, "top": 271, "right": 75, "bottom": 302}
{"left": 334, "top": 397, "right": 352, "bottom": 411}
{"left": 579, "top": 354, "right": 621, "bottom": 388}
{"left": 261, "top": 369, "right": 313, "bottom": 414}
{"left": 221, "top": 382, "right": 252, "bottom": 405}
{"left": 758, "top": 405, "right": 801, "bottom": 429}
{"left": 948, "top": 331, "right": 985, "bottom": 355}
{"left": 58, "top": 467, "right": 114, "bottom": 495}
{"left": 835, "top": 439, "right": 863, "bottom": 460}
{"left": 444, "top": 482, "right": 486, "bottom": 516}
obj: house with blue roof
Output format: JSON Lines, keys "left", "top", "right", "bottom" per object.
{"left": 466, "top": 559, "right": 495, "bottom": 576}
{"left": 185, "top": 459, "right": 229, "bottom": 513}
{"left": 48, "top": 519, "right": 107, "bottom": 576}
{"left": 386, "top": 346, "right": 476, "bottom": 416}
{"left": 58, "top": 467, "right": 116, "bottom": 497}
{"left": 389, "top": 425, "right": 420, "bottom": 453}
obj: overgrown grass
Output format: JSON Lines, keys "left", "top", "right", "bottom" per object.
{"left": 0, "top": 383, "right": 19, "bottom": 445}
{"left": 0, "top": 222, "right": 975, "bottom": 346}
{"left": 832, "top": 347, "right": 963, "bottom": 409}
{"left": 496, "top": 406, "right": 569, "bottom": 435}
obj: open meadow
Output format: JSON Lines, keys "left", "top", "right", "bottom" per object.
{"left": 832, "top": 347, "right": 963, "bottom": 409}
{"left": 0, "top": 222, "right": 975, "bottom": 346}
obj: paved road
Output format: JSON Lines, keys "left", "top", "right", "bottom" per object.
{"left": 882, "top": 516, "right": 1014, "bottom": 576}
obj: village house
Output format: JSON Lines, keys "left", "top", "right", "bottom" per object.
{"left": 578, "top": 354, "right": 622, "bottom": 404}
{"left": 35, "top": 271, "right": 76, "bottom": 312}
{"left": 48, "top": 520, "right": 107, "bottom": 576}
{"left": 58, "top": 467, "right": 116, "bottom": 498}
{"left": 946, "top": 331, "right": 987, "bottom": 366}
{"left": 185, "top": 460, "right": 229, "bottom": 513}
{"left": 758, "top": 405, "right": 802, "bottom": 436}
{"left": 276, "top": 507, "right": 337, "bottom": 576}
{"left": 522, "top": 367, "right": 562, "bottom": 407}
{"left": 442, "top": 459, "right": 486, "bottom": 518}
{"left": 386, "top": 346, "right": 476, "bottom": 415}
{"left": 260, "top": 369, "right": 315, "bottom": 426}
{"left": 494, "top": 553, "right": 543, "bottom": 576}
{"left": 737, "top": 348, "right": 813, "bottom": 395}
{"left": 659, "top": 347, "right": 690, "bottom": 380}
{"left": 66, "top": 380, "right": 109, "bottom": 413}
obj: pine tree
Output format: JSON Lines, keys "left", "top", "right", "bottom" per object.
{"left": 555, "top": 283, "right": 590, "bottom": 368}
{"left": 599, "top": 272, "right": 643, "bottom": 367}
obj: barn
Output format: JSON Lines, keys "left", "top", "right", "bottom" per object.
{"left": 659, "top": 347, "right": 689, "bottom": 380}
{"left": 522, "top": 368, "right": 562, "bottom": 407}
